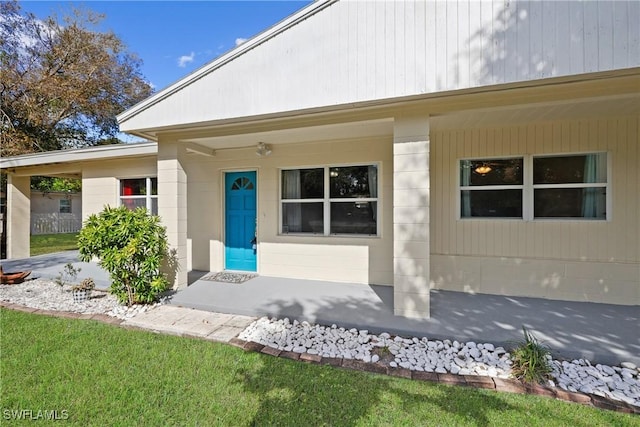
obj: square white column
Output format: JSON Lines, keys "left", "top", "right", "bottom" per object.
{"left": 157, "top": 140, "right": 188, "bottom": 289}
{"left": 6, "top": 174, "right": 31, "bottom": 259}
{"left": 393, "top": 115, "right": 430, "bottom": 318}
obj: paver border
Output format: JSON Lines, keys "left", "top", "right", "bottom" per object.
{"left": 1, "top": 302, "right": 638, "bottom": 415}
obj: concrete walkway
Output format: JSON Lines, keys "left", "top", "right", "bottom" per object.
{"left": 123, "top": 305, "right": 255, "bottom": 342}
{"left": 1, "top": 250, "right": 111, "bottom": 290}
{"left": 171, "top": 275, "right": 640, "bottom": 367}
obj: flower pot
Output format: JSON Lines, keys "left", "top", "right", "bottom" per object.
{"left": 72, "top": 289, "right": 92, "bottom": 303}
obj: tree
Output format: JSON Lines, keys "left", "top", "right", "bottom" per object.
{"left": 0, "top": 1, "right": 152, "bottom": 157}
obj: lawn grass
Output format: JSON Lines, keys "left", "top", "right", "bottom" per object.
{"left": 30, "top": 233, "right": 78, "bottom": 256}
{"left": 1, "top": 309, "right": 636, "bottom": 426}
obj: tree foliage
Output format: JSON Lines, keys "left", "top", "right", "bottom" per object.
{"left": 0, "top": 0, "right": 152, "bottom": 156}
{"left": 78, "top": 206, "right": 170, "bottom": 306}
{"left": 31, "top": 176, "right": 81, "bottom": 193}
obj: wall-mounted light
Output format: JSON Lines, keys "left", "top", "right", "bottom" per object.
{"left": 256, "top": 142, "right": 272, "bottom": 157}
{"left": 474, "top": 164, "right": 492, "bottom": 175}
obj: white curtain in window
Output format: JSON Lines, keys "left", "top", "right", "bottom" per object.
{"left": 581, "top": 153, "right": 606, "bottom": 218}
{"left": 367, "top": 165, "right": 378, "bottom": 219}
{"left": 283, "top": 170, "right": 302, "bottom": 231}
{"left": 460, "top": 161, "right": 471, "bottom": 217}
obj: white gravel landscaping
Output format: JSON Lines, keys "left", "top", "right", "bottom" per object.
{"left": 0, "top": 279, "right": 169, "bottom": 320}
{"left": 239, "top": 316, "right": 640, "bottom": 408}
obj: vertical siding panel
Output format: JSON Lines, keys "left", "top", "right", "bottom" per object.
{"left": 446, "top": 0, "right": 458, "bottom": 89}
{"left": 468, "top": 0, "right": 483, "bottom": 85}
{"left": 442, "top": 131, "right": 452, "bottom": 255}
{"left": 503, "top": 0, "right": 517, "bottom": 83}
{"left": 597, "top": 1, "right": 614, "bottom": 71}
{"left": 457, "top": 130, "right": 466, "bottom": 255}
{"left": 479, "top": 0, "right": 493, "bottom": 84}
{"left": 515, "top": 0, "right": 530, "bottom": 80}
{"left": 555, "top": 1, "right": 570, "bottom": 75}
{"left": 542, "top": 0, "right": 556, "bottom": 78}
{"left": 528, "top": 0, "right": 543, "bottom": 79}
{"left": 612, "top": 1, "right": 629, "bottom": 69}
{"left": 414, "top": 0, "right": 427, "bottom": 93}
{"left": 404, "top": 0, "right": 416, "bottom": 94}
{"left": 583, "top": 1, "right": 599, "bottom": 72}
{"left": 435, "top": 1, "right": 447, "bottom": 91}
{"left": 608, "top": 118, "right": 622, "bottom": 261}
{"left": 394, "top": 1, "right": 406, "bottom": 95}
{"left": 569, "top": 0, "right": 585, "bottom": 74}
{"left": 374, "top": 1, "right": 386, "bottom": 98}
{"left": 630, "top": 1, "right": 640, "bottom": 65}
{"left": 458, "top": 0, "right": 470, "bottom": 88}
{"left": 425, "top": 0, "right": 436, "bottom": 93}
{"left": 492, "top": 0, "right": 505, "bottom": 84}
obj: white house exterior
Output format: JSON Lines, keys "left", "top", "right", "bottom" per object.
{"left": 2, "top": 0, "right": 638, "bottom": 317}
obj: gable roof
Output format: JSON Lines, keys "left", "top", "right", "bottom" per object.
{"left": 118, "top": 0, "right": 640, "bottom": 137}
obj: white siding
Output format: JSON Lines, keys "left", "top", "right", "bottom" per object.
{"left": 120, "top": 0, "right": 640, "bottom": 132}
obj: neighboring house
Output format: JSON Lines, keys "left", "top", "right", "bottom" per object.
{"left": 1, "top": 0, "right": 638, "bottom": 317}
{"left": 30, "top": 191, "right": 82, "bottom": 235}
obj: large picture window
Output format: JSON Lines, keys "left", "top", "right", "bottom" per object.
{"left": 460, "top": 153, "right": 607, "bottom": 220}
{"left": 120, "top": 177, "right": 158, "bottom": 215}
{"left": 281, "top": 165, "right": 378, "bottom": 236}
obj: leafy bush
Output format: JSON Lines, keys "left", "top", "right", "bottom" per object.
{"left": 510, "top": 326, "right": 552, "bottom": 384}
{"left": 77, "top": 206, "right": 169, "bottom": 306}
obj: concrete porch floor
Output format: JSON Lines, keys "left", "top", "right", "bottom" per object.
{"left": 173, "top": 273, "right": 640, "bottom": 367}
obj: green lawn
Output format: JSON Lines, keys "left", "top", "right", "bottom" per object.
{"left": 1, "top": 310, "right": 635, "bottom": 426}
{"left": 30, "top": 233, "right": 78, "bottom": 256}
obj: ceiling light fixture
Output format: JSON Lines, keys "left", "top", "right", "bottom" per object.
{"left": 256, "top": 142, "right": 272, "bottom": 157}
{"left": 474, "top": 164, "right": 492, "bottom": 175}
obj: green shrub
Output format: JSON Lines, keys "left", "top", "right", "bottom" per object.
{"left": 510, "top": 326, "right": 552, "bottom": 384}
{"left": 77, "top": 206, "right": 170, "bottom": 306}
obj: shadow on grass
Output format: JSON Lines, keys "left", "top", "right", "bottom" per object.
{"left": 236, "top": 354, "right": 521, "bottom": 426}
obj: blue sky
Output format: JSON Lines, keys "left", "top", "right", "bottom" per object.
{"left": 23, "top": 1, "right": 312, "bottom": 92}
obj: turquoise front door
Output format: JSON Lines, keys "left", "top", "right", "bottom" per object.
{"left": 225, "top": 171, "right": 257, "bottom": 271}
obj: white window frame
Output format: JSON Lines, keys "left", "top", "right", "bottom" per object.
{"left": 59, "top": 198, "right": 72, "bottom": 214}
{"left": 280, "top": 163, "right": 380, "bottom": 237}
{"left": 119, "top": 177, "right": 158, "bottom": 215}
{"left": 458, "top": 152, "right": 609, "bottom": 221}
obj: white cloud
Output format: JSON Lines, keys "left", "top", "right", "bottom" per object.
{"left": 235, "top": 38, "right": 247, "bottom": 47}
{"left": 177, "top": 52, "right": 195, "bottom": 68}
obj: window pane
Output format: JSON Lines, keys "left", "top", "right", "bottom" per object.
{"left": 121, "top": 179, "right": 146, "bottom": 196}
{"left": 460, "top": 159, "right": 523, "bottom": 186}
{"left": 534, "top": 188, "right": 606, "bottom": 219}
{"left": 282, "top": 202, "right": 323, "bottom": 233}
{"left": 120, "top": 198, "right": 146, "bottom": 211}
{"left": 282, "top": 169, "right": 324, "bottom": 199}
{"left": 59, "top": 199, "right": 71, "bottom": 214}
{"left": 460, "top": 190, "right": 522, "bottom": 218}
{"left": 330, "top": 165, "right": 377, "bottom": 198}
{"left": 330, "top": 201, "right": 377, "bottom": 235}
{"left": 151, "top": 198, "right": 158, "bottom": 215}
{"left": 534, "top": 153, "right": 607, "bottom": 184}
{"left": 150, "top": 178, "right": 158, "bottom": 195}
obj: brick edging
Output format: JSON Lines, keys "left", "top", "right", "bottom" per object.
{"left": 0, "top": 302, "right": 124, "bottom": 325}
{"left": 227, "top": 338, "right": 640, "bottom": 415}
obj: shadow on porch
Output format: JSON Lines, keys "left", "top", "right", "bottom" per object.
{"left": 172, "top": 273, "right": 640, "bottom": 367}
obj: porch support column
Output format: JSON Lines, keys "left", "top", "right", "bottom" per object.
{"left": 157, "top": 140, "right": 188, "bottom": 289}
{"left": 393, "top": 115, "right": 431, "bottom": 319}
{"left": 6, "top": 174, "right": 31, "bottom": 259}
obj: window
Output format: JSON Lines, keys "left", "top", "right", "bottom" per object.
{"left": 460, "top": 158, "right": 523, "bottom": 218}
{"left": 59, "top": 199, "right": 72, "bottom": 214}
{"left": 120, "top": 177, "right": 158, "bottom": 215}
{"left": 281, "top": 165, "right": 378, "bottom": 235}
{"left": 460, "top": 153, "right": 607, "bottom": 220}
